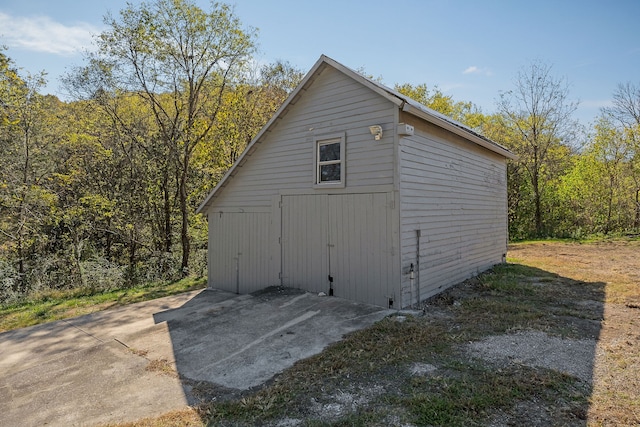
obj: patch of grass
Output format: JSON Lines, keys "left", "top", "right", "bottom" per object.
{"left": 302, "top": 408, "right": 398, "bottom": 427}
{"left": 0, "top": 276, "right": 206, "bottom": 332}
{"left": 403, "top": 363, "right": 584, "bottom": 426}
{"left": 146, "top": 358, "right": 178, "bottom": 378}
{"left": 99, "top": 257, "right": 603, "bottom": 427}
{"left": 103, "top": 240, "right": 635, "bottom": 426}
{"left": 455, "top": 298, "right": 548, "bottom": 337}
{"left": 203, "top": 316, "right": 453, "bottom": 425}
{"left": 442, "top": 263, "right": 606, "bottom": 339}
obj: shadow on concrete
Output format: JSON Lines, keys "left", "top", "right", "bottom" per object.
{"left": 0, "top": 291, "right": 202, "bottom": 427}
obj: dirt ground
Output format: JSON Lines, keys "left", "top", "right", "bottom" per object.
{"left": 507, "top": 240, "right": 640, "bottom": 426}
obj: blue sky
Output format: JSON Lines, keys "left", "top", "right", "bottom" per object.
{"left": 1, "top": 0, "right": 639, "bottom": 127}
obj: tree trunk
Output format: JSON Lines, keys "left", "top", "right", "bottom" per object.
{"left": 163, "top": 171, "right": 172, "bottom": 254}
{"left": 635, "top": 188, "right": 640, "bottom": 230}
{"left": 15, "top": 234, "right": 24, "bottom": 293}
{"left": 179, "top": 153, "right": 190, "bottom": 277}
{"left": 605, "top": 175, "right": 614, "bottom": 235}
{"left": 105, "top": 217, "right": 112, "bottom": 261}
{"left": 532, "top": 169, "right": 543, "bottom": 237}
{"left": 127, "top": 227, "right": 137, "bottom": 285}
{"left": 72, "top": 235, "right": 86, "bottom": 288}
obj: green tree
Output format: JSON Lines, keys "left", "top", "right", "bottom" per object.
{"left": 68, "top": 0, "right": 257, "bottom": 274}
{"left": 603, "top": 82, "right": 640, "bottom": 228}
{"left": 0, "top": 52, "right": 56, "bottom": 290}
{"left": 394, "top": 82, "right": 483, "bottom": 126}
{"left": 196, "top": 60, "right": 304, "bottom": 184}
{"left": 560, "top": 117, "right": 636, "bottom": 235}
{"left": 497, "top": 61, "right": 579, "bottom": 237}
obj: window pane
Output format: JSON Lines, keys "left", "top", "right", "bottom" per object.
{"left": 320, "top": 163, "right": 341, "bottom": 182}
{"left": 319, "top": 142, "right": 340, "bottom": 161}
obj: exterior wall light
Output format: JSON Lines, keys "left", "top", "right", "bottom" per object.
{"left": 369, "top": 125, "right": 383, "bottom": 140}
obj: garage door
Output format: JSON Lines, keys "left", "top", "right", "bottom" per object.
{"left": 281, "top": 193, "right": 395, "bottom": 307}
{"left": 208, "top": 212, "right": 276, "bottom": 293}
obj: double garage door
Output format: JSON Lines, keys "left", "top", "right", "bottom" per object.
{"left": 281, "top": 193, "right": 395, "bottom": 307}
{"left": 208, "top": 193, "right": 396, "bottom": 307}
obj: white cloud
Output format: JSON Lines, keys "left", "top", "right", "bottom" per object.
{"left": 463, "top": 65, "right": 493, "bottom": 76}
{"left": 0, "top": 12, "right": 100, "bottom": 56}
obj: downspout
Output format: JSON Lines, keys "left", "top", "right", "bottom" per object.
{"left": 409, "top": 263, "right": 414, "bottom": 308}
{"left": 416, "top": 229, "right": 421, "bottom": 305}
{"left": 235, "top": 253, "right": 240, "bottom": 294}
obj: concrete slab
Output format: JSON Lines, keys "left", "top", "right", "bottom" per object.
{"left": 0, "top": 288, "right": 393, "bottom": 426}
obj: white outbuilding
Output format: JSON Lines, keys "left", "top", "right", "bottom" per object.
{"left": 197, "top": 55, "right": 516, "bottom": 309}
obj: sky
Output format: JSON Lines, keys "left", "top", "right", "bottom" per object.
{"left": 0, "top": 0, "right": 639, "bottom": 128}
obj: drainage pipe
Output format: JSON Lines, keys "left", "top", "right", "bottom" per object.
{"left": 416, "top": 229, "right": 421, "bottom": 305}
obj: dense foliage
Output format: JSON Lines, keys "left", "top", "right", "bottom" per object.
{"left": 1, "top": 0, "right": 638, "bottom": 302}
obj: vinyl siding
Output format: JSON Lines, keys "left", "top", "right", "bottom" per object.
{"left": 203, "top": 65, "right": 400, "bottom": 303}
{"left": 208, "top": 66, "right": 397, "bottom": 211}
{"left": 398, "top": 115, "right": 508, "bottom": 307}
{"left": 201, "top": 61, "right": 510, "bottom": 309}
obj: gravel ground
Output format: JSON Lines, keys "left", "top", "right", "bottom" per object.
{"left": 467, "top": 330, "right": 597, "bottom": 383}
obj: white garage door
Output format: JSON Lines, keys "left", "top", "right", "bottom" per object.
{"left": 281, "top": 193, "right": 395, "bottom": 307}
{"left": 208, "top": 212, "right": 276, "bottom": 294}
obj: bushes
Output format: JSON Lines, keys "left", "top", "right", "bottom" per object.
{"left": 0, "top": 249, "right": 202, "bottom": 305}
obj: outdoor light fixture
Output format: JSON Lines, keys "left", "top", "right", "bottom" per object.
{"left": 369, "top": 125, "right": 383, "bottom": 140}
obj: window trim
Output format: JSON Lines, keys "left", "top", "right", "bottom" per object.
{"left": 313, "top": 133, "right": 346, "bottom": 188}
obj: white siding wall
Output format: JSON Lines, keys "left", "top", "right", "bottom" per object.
{"left": 399, "top": 117, "right": 508, "bottom": 307}
{"left": 204, "top": 65, "right": 401, "bottom": 302}
{"left": 208, "top": 65, "right": 397, "bottom": 210}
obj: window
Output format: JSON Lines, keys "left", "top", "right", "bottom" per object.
{"left": 315, "top": 134, "right": 345, "bottom": 187}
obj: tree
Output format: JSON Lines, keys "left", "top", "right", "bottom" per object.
{"left": 196, "top": 60, "right": 304, "bottom": 181}
{"left": 603, "top": 82, "right": 640, "bottom": 228}
{"left": 0, "top": 51, "right": 56, "bottom": 290}
{"left": 497, "top": 61, "right": 579, "bottom": 237}
{"left": 69, "top": 0, "right": 257, "bottom": 274}
{"left": 394, "top": 83, "right": 484, "bottom": 127}
{"left": 560, "top": 117, "right": 633, "bottom": 235}
{"left": 605, "top": 82, "right": 640, "bottom": 130}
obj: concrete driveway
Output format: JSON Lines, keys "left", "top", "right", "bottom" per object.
{"left": 0, "top": 287, "right": 392, "bottom": 426}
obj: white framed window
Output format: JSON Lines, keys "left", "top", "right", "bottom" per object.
{"left": 314, "top": 133, "right": 345, "bottom": 187}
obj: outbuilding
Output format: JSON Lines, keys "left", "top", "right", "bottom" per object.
{"left": 197, "top": 55, "right": 516, "bottom": 309}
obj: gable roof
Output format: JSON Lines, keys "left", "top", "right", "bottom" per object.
{"left": 196, "top": 55, "right": 516, "bottom": 213}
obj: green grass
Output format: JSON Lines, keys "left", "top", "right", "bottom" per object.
{"left": 510, "top": 232, "right": 640, "bottom": 245}
{"left": 0, "top": 276, "right": 206, "bottom": 332}
{"left": 403, "top": 363, "right": 582, "bottom": 426}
